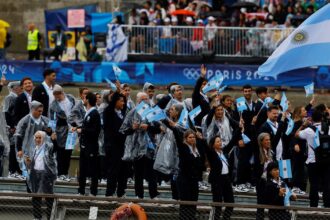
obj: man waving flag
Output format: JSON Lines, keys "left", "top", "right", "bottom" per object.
{"left": 258, "top": 4, "right": 330, "bottom": 77}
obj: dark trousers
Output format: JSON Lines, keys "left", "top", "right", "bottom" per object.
{"left": 56, "top": 148, "right": 72, "bottom": 176}
{"left": 292, "top": 153, "right": 307, "bottom": 191}
{"left": 52, "top": 47, "right": 64, "bottom": 60}
{"left": 211, "top": 175, "right": 234, "bottom": 220}
{"left": 98, "top": 155, "right": 107, "bottom": 179}
{"left": 236, "top": 145, "right": 253, "bottom": 185}
{"left": 133, "top": 156, "right": 159, "bottom": 199}
{"left": 78, "top": 151, "right": 98, "bottom": 195}
{"left": 32, "top": 197, "right": 54, "bottom": 220}
{"left": 105, "top": 151, "right": 128, "bottom": 197}
{"left": 9, "top": 144, "right": 20, "bottom": 174}
{"left": 28, "top": 48, "right": 40, "bottom": 60}
{"left": 256, "top": 178, "right": 266, "bottom": 220}
{"left": 308, "top": 162, "right": 330, "bottom": 207}
{"left": 268, "top": 210, "right": 290, "bottom": 220}
{"left": 177, "top": 175, "right": 199, "bottom": 220}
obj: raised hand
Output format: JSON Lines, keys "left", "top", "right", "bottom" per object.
{"left": 200, "top": 64, "right": 207, "bottom": 78}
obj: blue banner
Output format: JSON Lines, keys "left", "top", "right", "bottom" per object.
{"left": 91, "top": 12, "right": 124, "bottom": 33}
{"left": 0, "top": 60, "right": 329, "bottom": 88}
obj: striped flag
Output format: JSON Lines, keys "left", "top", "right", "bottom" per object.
{"left": 236, "top": 97, "right": 247, "bottom": 113}
{"left": 136, "top": 101, "right": 150, "bottom": 119}
{"left": 304, "top": 82, "right": 314, "bottom": 97}
{"left": 313, "top": 127, "right": 320, "bottom": 149}
{"left": 189, "top": 106, "right": 202, "bottom": 125}
{"left": 280, "top": 92, "right": 288, "bottom": 112}
{"left": 104, "top": 77, "right": 117, "bottom": 91}
{"left": 285, "top": 117, "right": 294, "bottom": 136}
{"left": 178, "top": 108, "right": 189, "bottom": 129}
{"left": 202, "top": 74, "right": 224, "bottom": 94}
{"left": 145, "top": 106, "right": 166, "bottom": 122}
{"left": 279, "top": 159, "right": 292, "bottom": 179}
{"left": 242, "top": 133, "right": 251, "bottom": 144}
{"left": 284, "top": 186, "right": 292, "bottom": 206}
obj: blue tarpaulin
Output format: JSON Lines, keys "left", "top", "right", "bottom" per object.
{"left": 91, "top": 12, "right": 124, "bottom": 33}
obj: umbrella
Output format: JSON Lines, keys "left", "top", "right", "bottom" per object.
{"left": 204, "top": 11, "right": 227, "bottom": 18}
{"left": 171, "top": 9, "right": 196, "bottom": 16}
{"left": 192, "top": 0, "right": 213, "bottom": 8}
{"left": 0, "top": 19, "right": 10, "bottom": 28}
{"left": 231, "top": 2, "right": 258, "bottom": 8}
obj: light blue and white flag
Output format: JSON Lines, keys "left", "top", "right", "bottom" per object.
{"left": 189, "top": 106, "right": 202, "bottom": 125}
{"left": 112, "top": 64, "right": 123, "bottom": 80}
{"left": 259, "top": 97, "right": 274, "bottom": 111}
{"left": 48, "top": 112, "right": 57, "bottom": 132}
{"left": 313, "top": 127, "right": 320, "bottom": 149}
{"left": 304, "top": 82, "right": 314, "bottom": 97}
{"left": 104, "top": 77, "right": 117, "bottom": 91}
{"left": 145, "top": 106, "right": 166, "bottom": 122}
{"left": 284, "top": 186, "right": 292, "bottom": 206}
{"left": 258, "top": 4, "right": 330, "bottom": 77}
{"left": 106, "top": 24, "right": 128, "bottom": 62}
{"left": 136, "top": 101, "right": 150, "bottom": 118}
{"left": 202, "top": 74, "right": 224, "bottom": 94}
{"left": 242, "top": 133, "right": 251, "bottom": 144}
{"left": 218, "top": 85, "right": 227, "bottom": 94}
{"left": 285, "top": 117, "right": 295, "bottom": 136}
{"left": 65, "top": 131, "right": 77, "bottom": 150}
{"left": 178, "top": 108, "right": 189, "bottom": 129}
{"left": 236, "top": 97, "right": 247, "bottom": 113}
{"left": 280, "top": 92, "right": 288, "bottom": 112}
{"left": 279, "top": 159, "right": 292, "bottom": 179}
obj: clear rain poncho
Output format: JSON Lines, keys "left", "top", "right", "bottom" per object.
{"left": 15, "top": 114, "right": 50, "bottom": 158}
{"left": 68, "top": 100, "right": 86, "bottom": 127}
{"left": 120, "top": 108, "right": 157, "bottom": 161}
{"left": 153, "top": 126, "right": 179, "bottom": 175}
{"left": 49, "top": 95, "right": 75, "bottom": 149}
{"left": 27, "top": 132, "right": 57, "bottom": 193}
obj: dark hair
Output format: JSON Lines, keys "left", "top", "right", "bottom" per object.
{"left": 221, "top": 95, "right": 232, "bottom": 104}
{"left": 312, "top": 110, "right": 323, "bottom": 122}
{"left": 43, "top": 69, "right": 55, "bottom": 78}
{"left": 266, "top": 161, "right": 279, "bottom": 180}
{"left": 242, "top": 84, "right": 252, "bottom": 90}
{"left": 86, "top": 92, "right": 97, "bottom": 106}
{"left": 267, "top": 105, "right": 279, "bottom": 112}
{"left": 256, "top": 87, "right": 268, "bottom": 95}
{"left": 167, "top": 82, "right": 179, "bottom": 93}
{"left": 209, "top": 136, "right": 221, "bottom": 149}
{"left": 79, "top": 87, "right": 89, "bottom": 95}
{"left": 20, "top": 77, "right": 32, "bottom": 86}
{"left": 315, "top": 104, "right": 327, "bottom": 112}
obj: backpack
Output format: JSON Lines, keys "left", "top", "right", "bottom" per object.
{"left": 310, "top": 123, "right": 330, "bottom": 165}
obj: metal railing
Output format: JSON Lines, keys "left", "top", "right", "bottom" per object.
{"left": 121, "top": 25, "right": 294, "bottom": 57}
{"left": 1, "top": 192, "right": 330, "bottom": 220}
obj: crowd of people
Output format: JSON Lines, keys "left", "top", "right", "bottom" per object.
{"left": 1, "top": 65, "right": 330, "bottom": 220}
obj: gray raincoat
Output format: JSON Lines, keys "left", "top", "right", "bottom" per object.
{"left": 68, "top": 100, "right": 86, "bottom": 127}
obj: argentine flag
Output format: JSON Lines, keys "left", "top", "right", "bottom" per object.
{"left": 236, "top": 97, "right": 247, "bottom": 113}
{"left": 280, "top": 92, "right": 288, "bottom": 112}
{"left": 304, "top": 82, "right": 314, "bottom": 97}
{"left": 285, "top": 117, "right": 295, "bottom": 136}
{"left": 313, "top": 127, "right": 320, "bottom": 149}
{"left": 136, "top": 101, "right": 150, "bottom": 119}
{"left": 242, "top": 133, "right": 251, "bottom": 144}
{"left": 279, "top": 159, "right": 292, "bottom": 179}
{"left": 104, "top": 77, "right": 117, "bottom": 91}
{"left": 189, "top": 106, "right": 202, "bottom": 125}
{"left": 145, "top": 106, "right": 166, "bottom": 122}
{"left": 258, "top": 4, "right": 330, "bottom": 77}
{"left": 178, "top": 108, "right": 189, "bottom": 129}
{"left": 202, "top": 74, "right": 224, "bottom": 94}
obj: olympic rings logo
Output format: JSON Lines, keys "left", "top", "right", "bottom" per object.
{"left": 183, "top": 68, "right": 200, "bottom": 80}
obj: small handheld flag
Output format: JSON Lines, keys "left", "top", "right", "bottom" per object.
{"left": 202, "top": 74, "right": 224, "bottom": 94}
{"left": 279, "top": 159, "right": 292, "bottom": 179}
{"left": 242, "top": 133, "right": 251, "bottom": 144}
{"left": 189, "top": 106, "right": 202, "bottom": 126}
{"left": 218, "top": 85, "right": 227, "bottom": 94}
{"left": 178, "top": 108, "right": 189, "bottom": 129}
{"left": 280, "top": 92, "right": 288, "bottom": 112}
{"left": 236, "top": 97, "right": 247, "bottom": 113}
{"left": 284, "top": 186, "right": 292, "bottom": 206}
{"left": 112, "top": 64, "right": 122, "bottom": 80}
{"left": 304, "top": 82, "right": 314, "bottom": 97}
{"left": 285, "top": 117, "right": 294, "bottom": 136}
{"left": 104, "top": 77, "right": 117, "bottom": 91}
{"left": 145, "top": 106, "right": 166, "bottom": 122}
{"left": 136, "top": 101, "right": 150, "bottom": 119}
{"left": 313, "top": 127, "right": 320, "bottom": 149}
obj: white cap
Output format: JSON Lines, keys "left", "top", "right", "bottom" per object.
{"left": 208, "top": 16, "right": 215, "bottom": 21}
{"left": 172, "top": 16, "right": 178, "bottom": 22}
{"left": 186, "top": 17, "right": 193, "bottom": 22}
{"left": 164, "top": 17, "right": 170, "bottom": 23}
{"left": 197, "top": 19, "right": 203, "bottom": 23}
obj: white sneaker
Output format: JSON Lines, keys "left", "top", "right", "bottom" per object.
{"left": 7, "top": 173, "right": 18, "bottom": 179}
{"left": 160, "top": 181, "right": 170, "bottom": 187}
{"left": 56, "top": 175, "right": 66, "bottom": 182}
{"left": 100, "top": 179, "right": 107, "bottom": 184}
{"left": 143, "top": 180, "right": 148, "bottom": 186}
{"left": 16, "top": 174, "right": 26, "bottom": 180}
{"left": 234, "top": 184, "right": 249, "bottom": 193}
{"left": 292, "top": 187, "right": 306, "bottom": 195}
{"left": 127, "top": 178, "right": 134, "bottom": 185}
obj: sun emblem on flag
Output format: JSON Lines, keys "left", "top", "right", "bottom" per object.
{"left": 292, "top": 30, "right": 308, "bottom": 44}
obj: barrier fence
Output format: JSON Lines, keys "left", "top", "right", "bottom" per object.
{"left": 1, "top": 192, "right": 330, "bottom": 220}
{"left": 122, "top": 25, "right": 295, "bottom": 57}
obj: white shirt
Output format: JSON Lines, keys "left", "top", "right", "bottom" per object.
{"left": 42, "top": 81, "right": 54, "bottom": 107}
{"left": 216, "top": 151, "right": 229, "bottom": 175}
{"left": 30, "top": 114, "right": 42, "bottom": 125}
{"left": 162, "top": 26, "right": 172, "bottom": 38}
{"left": 299, "top": 123, "right": 330, "bottom": 164}
{"left": 84, "top": 107, "right": 96, "bottom": 119}
{"left": 24, "top": 91, "right": 32, "bottom": 107}
{"left": 34, "top": 144, "right": 45, "bottom": 171}
{"left": 59, "top": 97, "right": 72, "bottom": 117}
{"left": 188, "top": 145, "right": 200, "bottom": 158}
{"left": 267, "top": 119, "right": 283, "bottom": 160}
